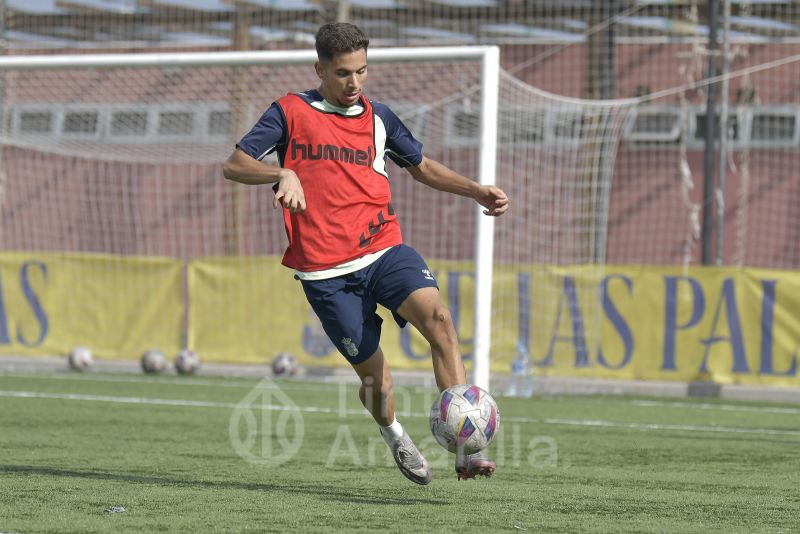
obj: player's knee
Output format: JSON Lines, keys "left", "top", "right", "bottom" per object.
{"left": 425, "top": 306, "right": 457, "bottom": 348}
{"left": 431, "top": 306, "right": 455, "bottom": 333}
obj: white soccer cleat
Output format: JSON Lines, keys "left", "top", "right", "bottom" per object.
{"left": 386, "top": 430, "right": 432, "bottom": 485}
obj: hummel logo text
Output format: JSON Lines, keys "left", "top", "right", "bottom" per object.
{"left": 291, "top": 139, "right": 372, "bottom": 167}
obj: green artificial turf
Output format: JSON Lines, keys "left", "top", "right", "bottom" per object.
{"left": 0, "top": 371, "right": 798, "bottom": 533}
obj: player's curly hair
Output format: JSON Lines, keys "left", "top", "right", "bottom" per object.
{"left": 315, "top": 23, "right": 369, "bottom": 62}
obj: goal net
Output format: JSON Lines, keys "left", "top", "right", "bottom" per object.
{"left": 0, "top": 48, "right": 636, "bottom": 389}
{"left": 492, "top": 74, "right": 637, "bottom": 385}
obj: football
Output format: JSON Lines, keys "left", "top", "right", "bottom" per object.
{"left": 140, "top": 349, "right": 167, "bottom": 374}
{"left": 67, "top": 346, "right": 94, "bottom": 372}
{"left": 429, "top": 384, "right": 500, "bottom": 455}
{"left": 271, "top": 352, "right": 299, "bottom": 377}
{"left": 174, "top": 349, "right": 200, "bottom": 375}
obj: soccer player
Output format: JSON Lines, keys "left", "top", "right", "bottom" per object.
{"left": 223, "top": 22, "right": 509, "bottom": 484}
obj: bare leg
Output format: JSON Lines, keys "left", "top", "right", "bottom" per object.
{"left": 353, "top": 345, "right": 432, "bottom": 485}
{"left": 397, "top": 287, "right": 494, "bottom": 480}
{"left": 396, "top": 287, "right": 466, "bottom": 391}
{"left": 352, "top": 347, "right": 394, "bottom": 426}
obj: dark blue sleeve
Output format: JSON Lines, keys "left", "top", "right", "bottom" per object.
{"left": 373, "top": 102, "right": 424, "bottom": 168}
{"left": 236, "top": 102, "right": 287, "bottom": 161}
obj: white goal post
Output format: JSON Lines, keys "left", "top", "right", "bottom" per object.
{"left": 0, "top": 46, "right": 500, "bottom": 390}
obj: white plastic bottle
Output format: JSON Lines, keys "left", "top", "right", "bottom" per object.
{"left": 506, "top": 342, "right": 534, "bottom": 398}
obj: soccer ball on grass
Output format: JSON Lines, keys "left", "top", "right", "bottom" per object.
{"left": 67, "top": 346, "right": 94, "bottom": 371}
{"left": 429, "top": 384, "right": 500, "bottom": 455}
{"left": 174, "top": 349, "right": 200, "bottom": 375}
{"left": 271, "top": 352, "right": 299, "bottom": 377}
{"left": 140, "top": 349, "right": 167, "bottom": 374}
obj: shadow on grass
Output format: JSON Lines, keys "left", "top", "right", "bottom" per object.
{"left": 0, "top": 464, "right": 449, "bottom": 506}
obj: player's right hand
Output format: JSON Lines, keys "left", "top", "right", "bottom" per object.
{"left": 273, "top": 170, "right": 306, "bottom": 213}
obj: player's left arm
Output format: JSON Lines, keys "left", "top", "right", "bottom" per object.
{"left": 406, "top": 156, "right": 509, "bottom": 217}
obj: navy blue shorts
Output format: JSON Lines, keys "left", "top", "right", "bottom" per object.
{"left": 300, "top": 244, "right": 438, "bottom": 365}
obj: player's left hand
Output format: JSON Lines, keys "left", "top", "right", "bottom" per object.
{"left": 476, "top": 185, "right": 509, "bottom": 217}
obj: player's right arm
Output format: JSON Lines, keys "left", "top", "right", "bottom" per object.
{"left": 222, "top": 102, "right": 306, "bottom": 213}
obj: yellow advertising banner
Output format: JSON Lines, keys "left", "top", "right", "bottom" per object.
{"left": 489, "top": 264, "right": 800, "bottom": 387}
{"left": 0, "top": 252, "right": 183, "bottom": 358}
{"left": 186, "top": 257, "right": 478, "bottom": 370}
{"left": 187, "top": 259, "right": 800, "bottom": 387}
{"left": 187, "top": 257, "right": 310, "bottom": 361}
{"left": 1, "top": 251, "right": 797, "bottom": 387}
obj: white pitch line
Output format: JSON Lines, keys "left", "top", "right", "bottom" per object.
{"left": 0, "top": 390, "right": 347, "bottom": 413}
{"left": 0, "top": 370, "right": 353, "bottom": 392}
{"left": 0, "top": 390, "right": 244, "bottom": 409}
{"left": 526, "top": 417, "right": 800, "bottom": 437}
{"left": 2, "top": 370, "right": 800, "bottom": 416}
{"left": 627, "top": 399, "right": 800, "bottom": 415}
{"left": 3, "top": 372, "right": 800, "bottom": 417}
{"left": 2, "top": 389, "right": 799, "bottom": 438}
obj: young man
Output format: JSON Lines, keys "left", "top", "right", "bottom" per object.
{"left": 223, "top": 22, "right": 509, "bottom": 484}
